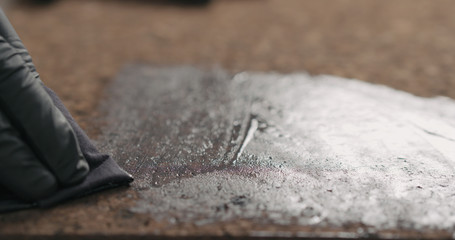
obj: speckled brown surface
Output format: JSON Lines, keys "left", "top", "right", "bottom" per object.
{"left": 2, "top": 65, "right": 455, "bottom": 239}
{"left": 6, "top": 0, "right": 455, "bottom": 135}
{"left": 2, "top": 0, "right": 455, "bottom": 239}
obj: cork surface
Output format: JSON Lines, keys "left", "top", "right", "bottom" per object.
{"left": 6, "top": 0, "right": 455, "bottom": 133}
{"left": 2, "top": 1, "right": 455, "bottom": 239}
{"left": 2, "top": 65, "right": 455, "bottom": 239}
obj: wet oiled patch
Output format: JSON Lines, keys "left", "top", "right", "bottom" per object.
{"left": 1, "top": 65, "right": 454, "bottom": 239}
{"left": 96, "top": 65, "right": 455, "bottom": 237}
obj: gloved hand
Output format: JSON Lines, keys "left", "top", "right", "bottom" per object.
{"left": 0, "top": 9, "right": 89, "bottom": 202}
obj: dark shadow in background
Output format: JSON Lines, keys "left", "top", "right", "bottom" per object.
{"left": 19, "top": 0, "right": 212, "bottom": 7}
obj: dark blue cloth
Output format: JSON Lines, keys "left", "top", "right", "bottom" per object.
{"left": 0, "top": 86, "right": 133, "bottom": 213}
{"left": 0, "top": 8, "right": 133, "bottom": 213}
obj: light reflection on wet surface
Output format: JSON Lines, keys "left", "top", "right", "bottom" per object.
{"left": 99, "top": 65, "right": 455, "bottom": 235}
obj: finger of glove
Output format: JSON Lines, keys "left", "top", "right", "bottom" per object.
{"left": 0, "top": 9, "right": 38, "bottom": 78}
{"left": 0, "top": 110, "right": 57, "bottom": 202}
{"left": 0, "top": 37, "right": 89, "bottom": 186}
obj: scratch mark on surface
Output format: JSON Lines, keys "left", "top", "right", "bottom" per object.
{"left": 409, "top": 120, "right": 455, "bottom": 143}
{"left": 233, "top": 116, "right": 259, "bottom": 165}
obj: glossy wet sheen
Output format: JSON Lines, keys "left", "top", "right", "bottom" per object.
{"left": 2, "top": 65, "right": 455, "bottom": 239}
{"left": 99, "top": 66, "right": 455, "bottom": 234}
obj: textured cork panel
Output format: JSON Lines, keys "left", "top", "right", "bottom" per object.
{"left": 5, "top": 0, "right": 455, "bottom": 134}
{"left": 2, "top": 65, "right": 454, "bottom": 239}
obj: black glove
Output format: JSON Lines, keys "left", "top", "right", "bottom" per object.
{"left": 0, "top": 9, "right": 89, "bottom": 201}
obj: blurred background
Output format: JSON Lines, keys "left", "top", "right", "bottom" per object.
{"left": 5, "top": 0, "right": 455, "bottom": 133}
